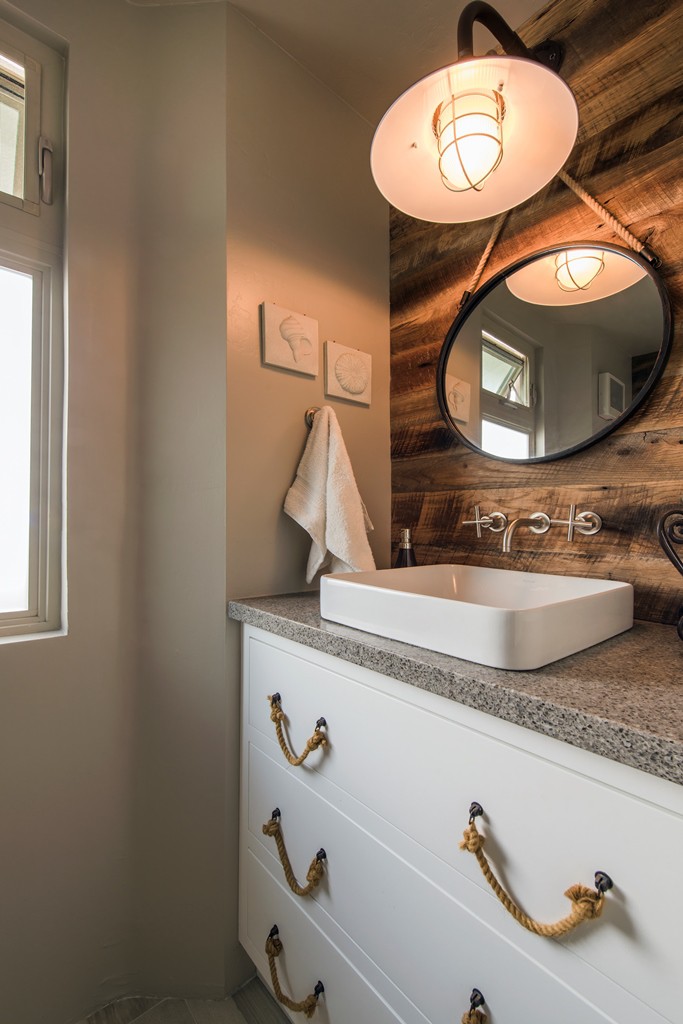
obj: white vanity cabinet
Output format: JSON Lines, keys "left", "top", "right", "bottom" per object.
{"left": 238, "top": 624, "right": 683, "bottom": 1024}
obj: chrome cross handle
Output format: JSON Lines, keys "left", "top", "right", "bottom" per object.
{"left": 549, "top": 504, "right": 603, "bottom": 542}
{"left": 463, "top": 505, "right": 509, "bottom": 538}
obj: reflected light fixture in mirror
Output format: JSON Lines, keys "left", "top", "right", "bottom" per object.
{"left": 555, "top": 249, "right": 605, "bottom": 292}
{"left": 370, "top": 1, "right": 578, "bottom": 223}
{"left": 506, "top": 247, "right": 648, "bottom": 305}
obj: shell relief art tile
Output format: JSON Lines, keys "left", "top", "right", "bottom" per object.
{"left": 261, "top": 302, "right": 319, "bottom": 377}
{"left": 325, "top": 341, "right": 372, "bottom": 405}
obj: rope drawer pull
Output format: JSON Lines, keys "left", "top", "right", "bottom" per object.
{"left": 265, "top": 925, "right": 324, "bottom": 1018}
{"left": 460, "top": 802, "right": 614, "bottom": 937}
{"left": 263, "top": 808, "right": 327, "bottom": 897}
{"left": 462, "top": 988, "right": 487, "bottom": 1024}
{"left": 267, "top": 693, "right": 328, "bottom": 766}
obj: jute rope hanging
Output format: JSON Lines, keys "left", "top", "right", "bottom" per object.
{"left": 557, "top": 169, "right": 658, "bottom": 264}
{"left": 458, "top": 211, "right": 510, "bottom": 310}
{"left": 262, "top": 809, "right": 326, "bottom": 897}
{"left": 267, "top": 693, "right": 328, "bottom": 766}
{"left": 265, "top": 926, "right": 324, "bottom": 1018}
{"left": 460, "top": 804, "right": 613, "bottom": 937}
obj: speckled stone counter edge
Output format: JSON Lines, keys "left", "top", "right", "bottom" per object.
{"left": 228, "top": 595, "right": 683, "bottom": 786}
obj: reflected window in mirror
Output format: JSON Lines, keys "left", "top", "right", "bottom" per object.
{"left": 480, "top": 327, "right": 535, "bottom": 456}
{"left": 482, "top": 419, "right": 531, "bottom": 459}
{"left": 482, "top": 332, "right": 529, "bottom": 404}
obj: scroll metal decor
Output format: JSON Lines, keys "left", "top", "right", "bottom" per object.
{"left": 657, "top": 510, "right": 683, "bottom": 641}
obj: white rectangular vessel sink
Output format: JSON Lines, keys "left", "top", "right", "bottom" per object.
{"left": 320, "top": 564, "right": 633, "bottom": 670}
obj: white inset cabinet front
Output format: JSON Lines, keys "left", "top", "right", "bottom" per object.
{"left": 239, "top": 625, "right": 683, "bottom": 1024}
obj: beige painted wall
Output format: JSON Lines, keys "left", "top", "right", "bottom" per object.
{"left": 0, "top": 1, "right": 143, "bottom": 1021}
{"left": 130, "top": 1, "right": 253, "bottom": 997}
{"left": 0, "top": 0, "right": 391, "bottom": 1020}
{"left": 131, "top": 0, "right": 391, "bottom": 999}
{"left": 225, "top": 8, "right": 391, "bottom": 604}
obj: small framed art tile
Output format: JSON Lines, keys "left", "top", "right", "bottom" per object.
{"left": 261, "top": 302, "right": 319, "bottom": 377}
{"left": 445, "top": 374, "right": 471, "bottom": 423}
{"left": 325, "top": 341, "right": 371, "bottom": 406}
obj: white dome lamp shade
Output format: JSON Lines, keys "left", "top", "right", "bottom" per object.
{"left": 506, "top": 247, "right": 648, "bottom": 305}
{"left": 371, "top": 1, "right": 578, "bottom": 223}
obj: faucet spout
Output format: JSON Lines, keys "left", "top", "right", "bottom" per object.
{"left": 502, "top": 518, "right": 538, "bottom": 553}
{"left": 502, "top": 514, "right": 550, "bottom": 553}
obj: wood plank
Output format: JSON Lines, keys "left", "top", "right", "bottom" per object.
{"left": 565, "top": 11, "right": 683, "bottom": 144}
{"left": 392, "top": 482, "right": 683, "bottom": 550}
{"left": 392, "top": 427, "right": 683, "bottom": 491}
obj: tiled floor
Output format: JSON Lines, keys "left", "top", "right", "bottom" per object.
{"left": 79, "top": 979, "right": 289, "bottom": 1024}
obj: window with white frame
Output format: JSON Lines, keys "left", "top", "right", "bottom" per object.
{"left": 0, "top": 17, "right": 64, "bottom": 638}
{"left": 0, "top": 50, "right": 26, "bottom": 197}
{"left": 480, "top": 325, "right": 537, "bottom": 459}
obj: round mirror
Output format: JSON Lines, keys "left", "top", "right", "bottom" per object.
{"left": 437, "top": 242, "right": 672, "bottom": 462}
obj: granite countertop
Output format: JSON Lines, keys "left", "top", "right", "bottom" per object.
{"left": 228, "top": 592, "right": 683, "bottom": 786}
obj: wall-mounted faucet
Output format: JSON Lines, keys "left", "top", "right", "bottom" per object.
{"left": 464, "top": 504, "right": 602, "bottom": 552}
{"left": 502, "top": 505, "right": 602, "bottom": 552}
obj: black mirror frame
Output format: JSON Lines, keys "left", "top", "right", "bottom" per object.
{"left": 436, "top": 241, "right": 673, "bottom": 463}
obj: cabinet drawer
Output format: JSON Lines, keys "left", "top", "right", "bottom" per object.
{"left": 245, "top": 741, "right": 666, "bottom": 1024}
{"left": 245, "top": 628, "right": 683, "bottom": 1022}
{"left": 241, "top": 848, "right": 406, "bottom": 1024}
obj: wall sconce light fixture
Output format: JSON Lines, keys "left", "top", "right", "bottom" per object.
{"left": 371, "top": 1, "right": 578, "bottom": 223}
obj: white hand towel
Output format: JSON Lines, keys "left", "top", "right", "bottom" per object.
{"left": 284, "top": 406, "right": 376, "bottom": 584}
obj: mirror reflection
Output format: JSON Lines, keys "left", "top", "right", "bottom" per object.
{"left": 437, "top": 244, "right": 671, "bottom": 462}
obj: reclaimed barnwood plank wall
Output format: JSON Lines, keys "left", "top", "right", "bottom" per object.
{"left": 390, "top": 0, "right": 683, "bottom": 623}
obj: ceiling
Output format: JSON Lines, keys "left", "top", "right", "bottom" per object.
{"left": 229, "top": 0, "right": 544, "bottom": 124}
{"left": 129, "top": 0, "right": 546, "bottom": 125}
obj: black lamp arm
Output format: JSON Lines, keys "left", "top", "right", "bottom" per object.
{"left": 457, "top": 1, "right": 530, "bottom": 58}
{"left": 457, "top": 0, "right": 564, "bottom": 71}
